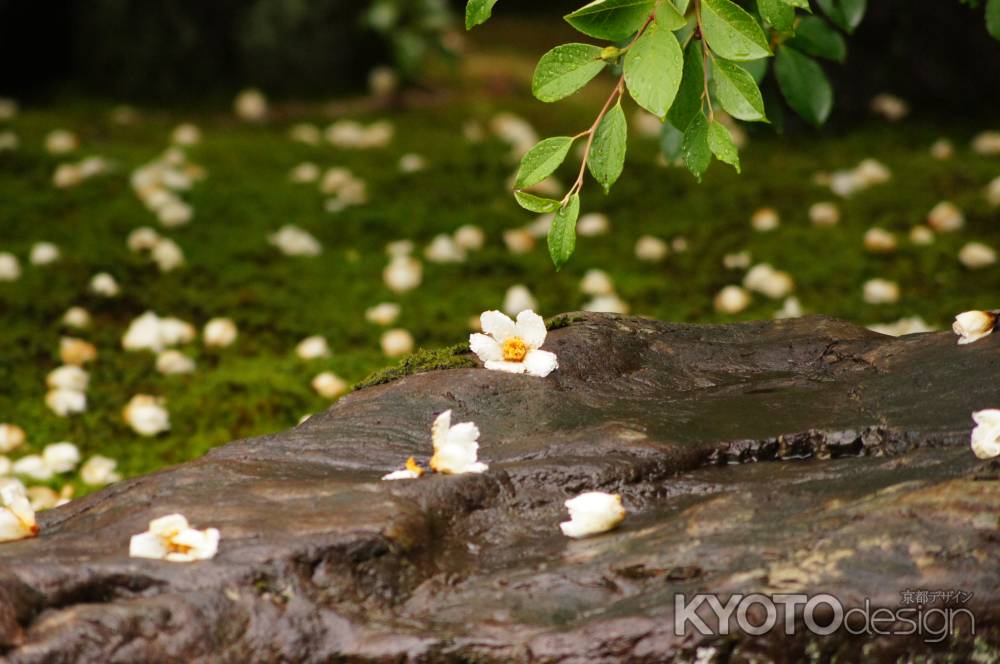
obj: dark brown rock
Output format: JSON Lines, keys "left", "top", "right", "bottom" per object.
{"left": 1, "top": 313, "right": 998, "bottom": 662}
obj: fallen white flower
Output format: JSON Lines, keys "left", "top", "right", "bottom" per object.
{"left": 152, "top": 238, "right": 185, "bottom": 272}
{"left": 381, "top": 329, "right": 415, "bottom": 358}
{"left": 671, "top": 237, "right": 689, "bottom": 253}
{"left": 430, "top": 410, "right": 488, "bottom": 475}
{"left": 81, "top": 455, "right": 121, "bottom": 486}
{"left": 503, "top": 228, "right": 535, "bottom": 255}
{"left": 454, "top": 225, "right": 485, "bottom": 251}
{"left": 490, "top": 112, "right": 538, "bottom": 158}
{"left": 971, "top": 410, "right": 1000, "bottom": 459}
{"left": 424, "top": 234, "right": 466, "bottom": 263}
{"left": 0, "top": 424, "right": 26, "bottom": 453}
{"left": 156, "top": 350, "right": 196, "bottom": 375}
{"left": 927, "top": 201, "right": 964, "bottom": 233}
{"left": 0, "top": 484, "right": 37, "bottom": 542}
{"left": 46, "top": 365, "right": 89, "bottom": 392}
{"left": 369, "top": 66, "right": 399, "bottom": 98}
{"left": 579, "top": 269, "right": 614, "bottom": 297}
{"left": 42, "top": 442, "right": 80, "bottom": 473}
{"left": 0, "top": 130, "right": 18, "bottom": 152}
{"left": 123, "top": 395, "right": 170, "bottom": 437}
{"left": 560, "top": 491, "right": 625, "bottom": 538}
{"left": 45, "top": 129, "right": 78, "bottom": 154}
{"left": 959, "top": 242, "right": 997, "bottom": 270}
{"left": 577, "top": 212, "right": 610, "bottom": 237}
{"left": 774, "top": 296, "right": 804, "bottom": 320}
{"left": 234, "top": 88, "right": 268, "bottom": 122}
{"left": 909, "top": 226, "right": 935, "bottom": 246}
{"left": 584, "top": 294, "right": 630, "bottom": 315}
{"left": 269, "top": 225, "right": 322, "bottom": 257}
{"left": 90, "top": 272, "right": 120, "bottom": 297}
{"left": 171, "top": 123, "right": 201, "bottom": 146}
{"left": 289, "top": 162, "right": 320, "bottom": 184}
{"left": 398, "top": 153, "right": 427, "bottom": 174}
{"left": 45, "top": 389, "right": 87, "bottom": 417}
{"left": 870, "top": 93, "right": 909, "bottom": 122}
{"left": 863, "top": 228, "right": 897, "bottom": 254}
{"left": 129, "top": 513, "right": 220, "bottom": 562}
{"left": 60, "top": 337, "right": 97, "bottom": 366}
{"left": 365, "top": 302, "right": 401, "bottom": 326}
{"left": 385, "top": 240, "right": 414, "bottom": 257}
{"left": 469, "top": 309, "right": 558, "bottom": 377}
{"left": 383, "top": 255, "right": 422, "bottom": 293}
{"left": 157, "top": 200, "right": 193, "bottom": 228}
{"left": 503, "top": 285, "right": 538, "bottom": 317}
{"left": 868, "top": 317, "right": 934, "bottom": 337}
{"left": 723, "top": 251, "right": 752, "bottom": 270}
{"left": 751, "top": 208, "right": 780, "bottom": 232}
{"left": 29, "top": 242, "right": 60, "bottom": 266}
{"left": 296, "top": 336, "right": 331, "bottom": 360}
{"left": 0, "top": 252, "right": 21, "bottom": 281}
{"left": 809, "top": 202, "right": 840, "bottom": 227}
{"left": 714, "top": 286, "right": 751, "bottom": 315}
{"left": 12, "top": 455, "right": 52, "bottom": 481}
{"left": 743, "top": 264, "right": 794, "bottom": 300}
{"left": 203, "top": 318, "right": 238, "bottom": 348}
{"left": 312, "top": 372, "right": 347, "bottom": 399}
{"left": 930, "top": 138, "right": 954, "bottom": 160}
{"left": 863, "top": 279, "right": 900, "bottom": 305}
{"left": 127, "top": 226, "right": 162, "bottom": 252}
{"left": 61, "top": 306, "right": 91, "bottom": 330}
{"left": 289, "top": 123, "right": 321, "bottom": 145}
{"left": 634, "top": 235, "right": 669, "bottom": 262}
{"left": 381, "top": 457, "right": 426, "bottom": 481}
{"left": 953, "top": 310, "right": 997, "bottom": 345}
{"left": 971, "top": 130, "right": 1000, "bottom": 156}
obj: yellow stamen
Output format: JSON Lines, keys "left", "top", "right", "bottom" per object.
{"left": 405, "top": 456, "right": 425, "bottom": 477}
{"left": 502, "top": 337, "right": 528, "bottom": 362}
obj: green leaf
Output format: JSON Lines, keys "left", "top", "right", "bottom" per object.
{"left": 588, "top": 101, "right": 628, "bottom": 193}
{"left": 655, "top": 0, "right": 688, "bottom": 30}
{"left": 548, "top": 195, "right": 580, "bottom": 270}
{"left": 816, "top": 0, "right": 866, "bottom": 33}
{"left": 789, "top": 16, "right": 847, "bottom": 62}
{"left": 681, "top": 112, "right": 711, "bottom": 181}
{"left": 532, "top": 44, "right": 607, "bottom": 102}
{"left": 700, "top": 0, "right": 772, "bottom": 61}
{"left": 667, "top": 38, "right": 704, "bottom": 131}
{"left": 623, "top": 22, "right": 684, "bottom": 118}
{"left": 757, "top": 0, "right": 795, "bottom": 31}
{"left": 672, "top": 0, "right": 692, "bottom": 13}
{"left": 987, "top": 0, "right": 1000, "bottom": 40}
{"left": 781, "top": 0, "right": 810, "bottom": 8}
{"left": 708, "top": 120, "right": 740, "bottom": 172}
{"left": 515, "top": 137, "right": 576, "bottom": 189}
{"left": 514, "top": 191, "right": 563, "bottom": 213}
{"left": 565, "top": 0, "right": 656, "bottom": 41}
{"left": 660, "top": 121, "right": 685, "bottom": 160}
{"left": 739, "top": 57, "right": 769, "bottom": 83}
{"left": 466, "top": 0, "right": 499, "bottom": 29}
{"left": 775, "top": 45, "right": 832, "bottom": 126}
{"left": 712, "top": 57, "right": 767, "bottom": 122}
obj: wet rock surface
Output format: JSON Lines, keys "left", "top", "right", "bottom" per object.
{"left": 1, "top": 313, "right": 998, "bottom": 662}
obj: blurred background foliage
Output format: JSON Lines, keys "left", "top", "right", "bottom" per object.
{"left": 1, "top": 0, "right": 999, "bottom": 116}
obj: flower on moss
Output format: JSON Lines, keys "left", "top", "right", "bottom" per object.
{"left": 469, "top": 310, "right": 558, "bottom": 378}
{"left": 560, "top": 492, "right": 626, "bottom": 538}
{"left": 129, "top": 513, "right": 219, "bottom": 562}
{"left": 123, "top": 395, "right": 170, "bottom": 437}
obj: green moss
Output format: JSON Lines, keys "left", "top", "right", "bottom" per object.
{"left": 546, "top": 312, "right": 590, "bottom": 330}
{"left": 353, "top": 343, "right": 476, "bottom": 391}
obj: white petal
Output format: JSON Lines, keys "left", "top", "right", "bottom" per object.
{"left": 523, "top": 349, "right": 558, "bottom": 377}
{"left": 432, "top": 410, "right": 452, "bottom": 448}
{"left": 464, "top": 461, "right": 489, "bottom": 474}
{"left": 469, "top": 333, "right": 503, "bottom": 363}
{"left": 129, "top": 532, "right": 167, "bottom": 559}
{"left": 480, "top": 310, "right": 517, "bottom": 342}
{"left": 973, "top": 409, "right": 1000, "bottom": 427}
{"left": 515, "top": 310, "right": 547, "bottom": 349}
{"left": 483, "top": 360, "right": 527, "bottom": 374}
{"left": 446, "top": 421, "right": 480, "bottom": 447}
{"left": 382, "top": 469, "right": 421, "bottom": 480}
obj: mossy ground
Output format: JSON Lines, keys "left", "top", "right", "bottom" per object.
{"left": 1, "top": 35, "right": 998, "bottom": 500}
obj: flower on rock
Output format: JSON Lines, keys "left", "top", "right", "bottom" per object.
{"left": 381, "top": 457, "right": 426, "bottom": 481}
{"left": 469, "top": 310, "right": 558, "bottom": 377}
{"left": 971, "top": 410, "right": 1000, "bottom": 459}
{"left": 560, "top": 492, "right": 626, "bottom": 539}
{"left": 429, "top": 410, "right": 488, "bottom": 475}
{"left": 0, "top": 484, "right": 38, "bottom": 542}
{"left": 129, "top": 514, "right": 219, "bottom": 562}
{"left": 953, "top": 310, "right": 997, "bottom": 345}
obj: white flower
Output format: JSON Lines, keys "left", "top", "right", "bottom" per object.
{"left": 123, "top": 312, "right": 195, "bottom": 352}
{"left": 774, "top": 296, "right": 804, "bottom": 320}
{"left": 0, "top": 484, "right": 37, "bottom": 542}
{"left": 0, "top": 97, "right": 17, "bottom": 121}
{"left": 743, "top": 264, "right": 794, "bottom": 300}
{"left": 312, "top": 372, "right": 347, "bottom": 400}
{"left": 584, "top": 294, "right": 630, "bottom": 315}
{"left": 60, "top": 337, "right": 97, "bottom": 366}
{"left": 381, "top": 457, "right": 426, "bottom": 481}
{"left": 152, "top": 238, "right": 185, "bottom": 272}
{"left": 634, "top": 235, "right": 668, "bottom": 262}
{"left": 927, "top": 201, "right": 964, "bottom": 233}
{"left": 365, "top": 302, "right": 401, "bottom": 326}
{"left": 385, "top": 240, "right": 414, "bottom": 257}
{"left": 868, "top": 317, "right": 934, "bottom": 337}
{"left": 29, "top": 242, "right": 60, "bottom": 266}
{"left": 45, "top": 129, "right": 78, "bottom": 154}
{"left": 42, "top": 442, "right": 80, "bottom": 473}
{"left": 577, "top": 212, "right": 610, "bottom": 237}
{"left": 863, "top": 228, "right": 897, "bottom": 254}
{"left": 123, "top": 395, "right": 170, "bottom": 437}
{"left": 424, "top": 234, "right": 466, "bottom": 263}
{"left": 580, "top": 269, "right": 614, "bottom": 296}
{"left": 26, "top": 487, "right": 60, "bottom": 511}
{"left": 750, "top": 208, "right": 780, "bottom": 232}
{"left": 971, "top": 130, "right": 1000, "bottom": 156}
{"left": 53, "top": 164, "right": 83, "bottom": 188}
{"left": 61, "top": 307, "right": 90, "bottom": 332}
{"left": 0, "top": 252, "right": 21, "bottom": 281}
{"left": 490, "top": 112, "right": 538, "bottom": 157}
{"left": 863, "top": 279, "right": 900, "bottom": 305}
{"left": 469, "top": 310, "right": 558, "bottom": 377}
{"left": 971, "top": 410, "right": 1000, "bottom": 459}
{"left": 80, "top": 455, "right": 121, "bottom": 486}
{"left": 171, "top": 123, "right": 201, "bottom": 145}
{"left": 289, "top": 123, "right": 321, "bottom": 145}
{"left": 90, "top": 272, "right": 120, "bottom": 297}
{"left": 429, "top": 410, "right": 488, "bottom": 475}
{"left": 909, "top": 225, "right": 935, "bottom": 246}
{"left": 959, "top": 242, "right": 997, "bottom": 270}
{"left": 0, "top": 130, "right": 18, "bottom": 152}
{"left": 559, "top": 492, "right": 625, "bottom": 538}
{"left": 157, "top": 200, "right": 193, "bottom": 228}
{"left": 234, "top": 88, "right": 268, "bottom": 122}
{"left": 953, "top": 310, "right": 997, "bottom": 345}
{"left": 203, "top": 318, "right": 238, "bottom": 348}
{"left": 383, "top": 255, "right": 422, "bottom": 293}
{"left": 723, "top": 251, "right": 752, "bottom": 270}
{"left": 296, "top": 336, "right": 331, "bottom": 360}
{"left": 381, "top": 329, "right": 415, "bottom": 358}
{"left": 12, "top": 455, "right": 51, "bottom": 481}
{"left": 398, "top": 153, "right": 427, "bottom": 174}
{"left": 714, "top": 285, "right": 751, "bottom": 314}
{"left": 930, "top": 138, "right": 954, "bottom": 160}
{"left": 129, "top": 514, "right": 220, "bottom": 562}
{"left": 855, "top": 159, "right": 891, "bottom": 187}
{"left": 809, "top": 202, "right": 840, "bottom": 227}
{"left": 870, "top": 93, "right": 909, "bottom": 122}
{"left": 503, "top": 285, "right": 538, "bottom": 317}
{"left": 502, "top": 228, "right": 535, "bottom": 255}
{"left": 46, "top": 365, "right": 89, "bottom": 392}
{"left": 45, "top": 389, "right": 87, "bottom": 417}
{"left": 156, "top": 350, "right": 196, "bottom": 375}
{"left": 368, "top": 66, "right": 399, "bottom": 97}
{"left": 454, "top": 225, "right": 485, "bottom": 251}
{"left": 289, "top": 162, "right": 320, "bottom": 183}
{"left": 0, "top": 424, "right": 26, "bottom": 453}
{"left": 269, "top": 225, "right": 322, "bottom": 257}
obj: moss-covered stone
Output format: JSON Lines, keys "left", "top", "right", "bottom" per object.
{"left": 353, "top": 343, "right": 476, "bottom": 391}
